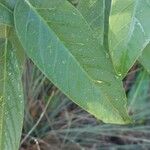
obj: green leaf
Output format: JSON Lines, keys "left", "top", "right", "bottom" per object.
{"left": 0, "top": 27, "right": 24, "bottom": 150}
{"left": 0, "top": 3, "right": 13, "bottom": 26}
{"left": 109, "top": 0, "right": 150, "bottom": 77}
{"left": 14, "top": 0, "right": 131, "bottom": 124}
{"left": 139, "top": 43, "right": 150, "bottom": 73}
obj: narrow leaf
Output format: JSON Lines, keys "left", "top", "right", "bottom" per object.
{"left": 14, "top": 0, "right": 131, "bottom": 124}
{"left": 109, "top": 0, "right": 150, "bottom": 77}
{"left": 0, "top": 27, "right": 24, "bottom": 150}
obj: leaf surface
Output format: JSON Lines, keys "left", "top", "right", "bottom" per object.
{"left": 9, "top": 29, "right": 26, "bottom": 71}
{"left": 109, "top": 0, "right": 150, "bottom": 77}
{"left": 14, "top": 0, "right": 131, "bottom": 124}
{"left": 77, "top": 0, "right": 112, "bottom": 49}
{"left": 0, "top": 0, "right": 16, "bottom": 10}
{"left": 0, "top": 2, "right": 13, "bottom": 26}
{"left": 77, "top": 0, "right": 105, "bottom": 44}
{"left": 0, "top": 26, "right": 24, "bottom": 150}
{"left": 139, "top": 43, "right": 150, "bottom": 73}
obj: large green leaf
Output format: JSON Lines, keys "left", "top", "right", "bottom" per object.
{"left": 14, "top": 0, "right": 131, "bottom": 124}
{"left": 139, "top": 43, "right": 150, "bottom": 73}
{"left": 0, "top": 2, "right": 13, "bottom": 26}
{"left": 0, "top": 27, "right": 24, "bottom": 150}
{"left": 109, "top": 0, "right": 150, "bottom": 77}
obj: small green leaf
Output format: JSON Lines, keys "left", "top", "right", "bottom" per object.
{"left": 14, "top": 0, "right": 131, "bottom": 124}
{"left": 109, "top": 0, "right": 150, "bottom": 77}
{"left": 0, "top": 27, "right": 24, "bottom": 150}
